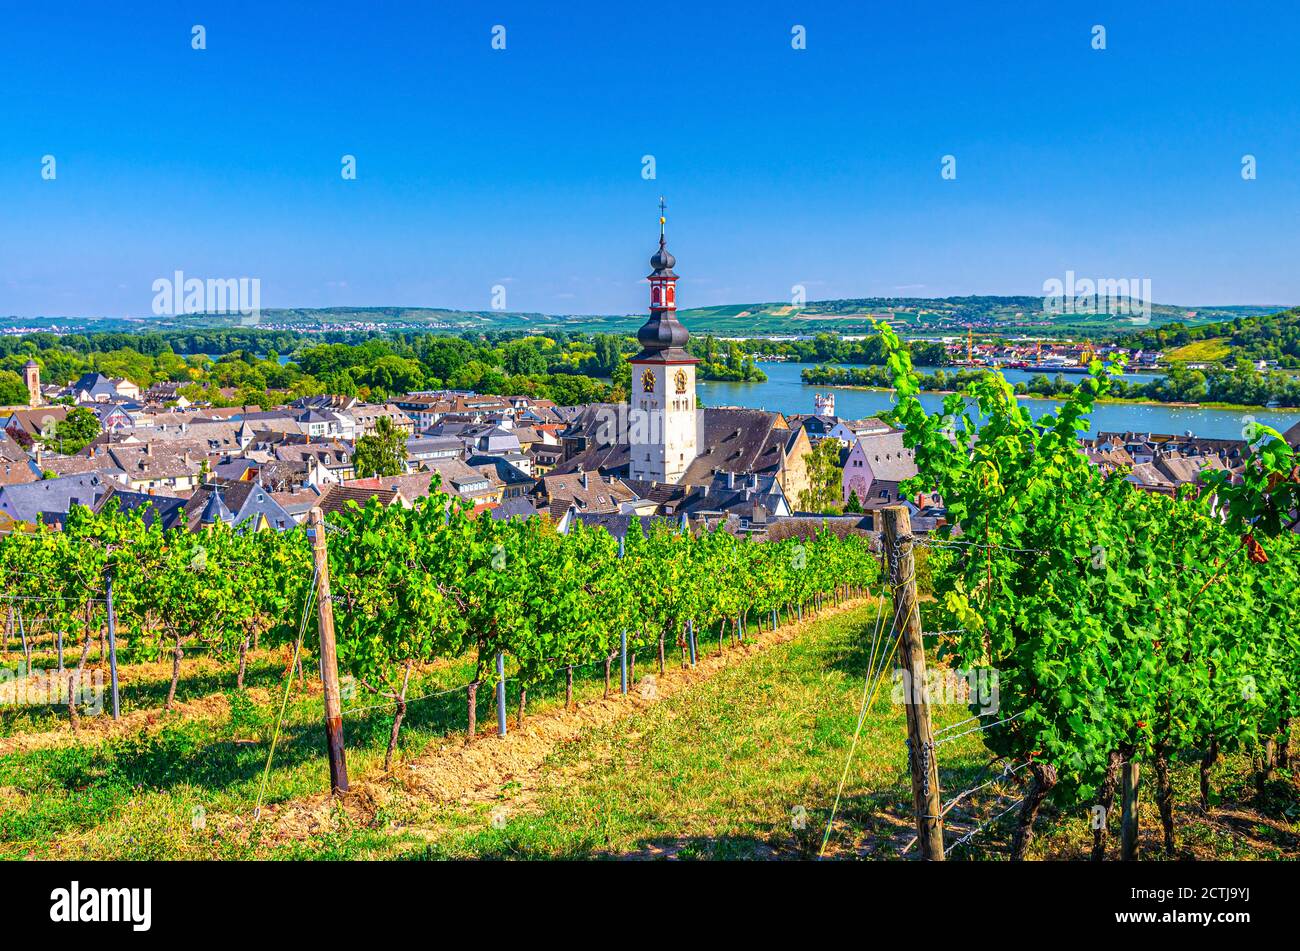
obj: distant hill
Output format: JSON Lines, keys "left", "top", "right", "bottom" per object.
{"left": 1118, "top": 306, "right": 1300, "bottom": 368}
{"left": 679, "top": 297, "right": 1284, "bottom": 337}
{"left": 9, "top": 297, "right": 1289, "bottom": 339}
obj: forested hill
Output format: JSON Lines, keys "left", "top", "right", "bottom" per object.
{"left": 1116, "top": 307, "right": 1300, "bottom": 368}
{"left": 7, "top": 297, "right": 1286, "bottom": 339}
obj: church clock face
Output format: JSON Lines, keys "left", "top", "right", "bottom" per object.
{"left": 642, "top": 368, "right": 656, "bottom": 392}
{"left": 674, "top": 368, "right": 688, "bottom": 394}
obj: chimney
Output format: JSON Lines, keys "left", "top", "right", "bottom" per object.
{"left": 749, "top": 472, "right": 758, "bottom": 490}
{"left": 580, "top": 471, "right": 589, "bottom": 489}
{"left": 144, "top": 443, "right": 153, "bottom": 456}
{"left": 726, "top": 471, "right": 735, "bottom": 490}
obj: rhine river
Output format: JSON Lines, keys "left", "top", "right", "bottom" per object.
{"left": 697, "top": 362, "right": 1299, "bottom": 442}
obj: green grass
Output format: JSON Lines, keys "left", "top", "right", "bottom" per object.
{"left": 269, "top": 603, "right": 998, "bottom": 860}
{"left": 0, "top": 643, "right": 627, "bottom": 858}
{"left": 1165, "top": 337, "right": 1232, "bottom": 362}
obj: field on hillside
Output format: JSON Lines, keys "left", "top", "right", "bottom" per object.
{"left": 1165, "top": 337, "right": 1233, "bottom": 362}
{"left": 2, "top": 600, "right": 1292, "bottom": 861}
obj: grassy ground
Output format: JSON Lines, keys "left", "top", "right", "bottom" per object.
{"left": 361, "top": 605, "right": 993, "bottom": 861}
{"left": 1165, "top": 337, "right": 1232, "bottom": 362}
{"left": 1, "top": 601, "right": 1294, "bottom": 860}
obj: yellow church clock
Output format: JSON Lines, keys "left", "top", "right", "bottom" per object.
{"left": 642, "top": 368, "right": 656, "bottom": 392}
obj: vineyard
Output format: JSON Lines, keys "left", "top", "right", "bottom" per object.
{"left": 0, "top": 492, "right": 883, "bottom": 857}
{"left": 875, "top": 322, "right": 1300, "bottom": 859}
{"left": 1, "top": 329, "right": 1298, "bottom": 859}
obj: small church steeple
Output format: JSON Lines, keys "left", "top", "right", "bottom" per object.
{"left": 633, "top": 199, "right": 693, "bottom": 363}
{"left": 22, "top": 360, "right": 41, "bottom": 408}
{"left": 628, "top": 202, "right": 699, "bottom": 485}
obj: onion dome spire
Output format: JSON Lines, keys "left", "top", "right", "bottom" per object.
{"left": 631, "top": 200, "right": 695, "bottom": 363}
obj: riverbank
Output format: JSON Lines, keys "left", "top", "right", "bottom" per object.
{"left": 805, "top": 380, "right": 1291, "bottom": 413}
{"left": 698, "top": 361, "right": 1299, "bottom": 441}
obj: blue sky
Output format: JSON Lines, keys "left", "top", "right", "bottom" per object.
{"left": 2, "top": 1, "right": 1298, "bottom": 318}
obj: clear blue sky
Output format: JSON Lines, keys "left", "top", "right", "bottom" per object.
{"left": 2, "top": 1, "right": 1298, "bottom": 319}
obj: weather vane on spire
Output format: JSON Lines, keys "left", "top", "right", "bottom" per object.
{"left": 658, "top": 196, "right": 666, "bottom": 236}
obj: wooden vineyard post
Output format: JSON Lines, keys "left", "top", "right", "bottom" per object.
{"left": 620, "top": 630, "right": 628, "bottom": 694}
{"left": 308, "top": 507, "right": 349, "bottom": 795}
{"left": 496, "top": 652, "right": 507, "bottom": 736}
{"left": 104, "top": 568, "right": 121, "bottom": 719}
{"left": 882, "top": 506, "right": 945, "bottom": 861}
{"left": 1120, "top": 757, "right": 1140, "bottom": 860}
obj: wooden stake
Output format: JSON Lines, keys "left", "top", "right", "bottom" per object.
{"left": 1120, "top": 757, "right": 1140, "bottom": 860}
{"left": 495, "top": 652, "right": 507, "bottom": 736}
{"left": 882, "top": 506, "right": 944, "bottom": 861}
{"left": 104, "top": 569, "right": 120, "bottom": 719}
{"left": 308, "top": 507, "right": 349, "bottom": 794}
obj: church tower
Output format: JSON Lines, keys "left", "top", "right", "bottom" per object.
{"left": 22, "top": 360, "right": 41, "bottom": 407}
{"left": 628, "top": 202, "right": 699, "bottom": 484}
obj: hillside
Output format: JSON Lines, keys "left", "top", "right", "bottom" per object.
{"left": 13, "top": 297, "right": 1281, "bottom": 340}
{"left": 1119, "top": 306, "right": 1300, "bottom": 368}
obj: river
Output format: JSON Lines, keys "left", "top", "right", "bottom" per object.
{"left": 697, "top": 362, "right": 1299, "bottom": 441}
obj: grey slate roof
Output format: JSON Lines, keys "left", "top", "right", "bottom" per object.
{"left": 200, "top": 488, "right": 234, "bottom": 525}
{"left": 467, "top": 454, "right": 535, "bottom": 489}
{"left": 489, "top": 496, "right": 543, "bottom": 521}
{"left": 856, "top": 431, "right": 918, "bottom": 483}
{"left": 407, "top": 435, "right": 464, "bottom": 457}
{"left": 553, "top": 406, "right": 794, "bottom": 487}
{"left": 673, "top": 471, "right": 788, "bottom": 520}
{"left": 571, "top": 512, "right": 682, "bottom": 540}
{"left": 94, "top": 486, "right": 188, "bottom": 530}
{"left": 185, "top": 481, "right": 296, "bottom": 532}
{"left": 0, "top": 431, "right": 29, "bottom": 464}
{"left": 69, "top": 372, "right": 119, "bottom": 400}
{"left": 0, "top": 472, "right": 124, "bottom": 526}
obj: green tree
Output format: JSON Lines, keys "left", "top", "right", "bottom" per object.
{"left": 353, "top": 415, "right": 408, "bottom": 478}
{"left": 798, "top": 438, "right": 844, "bottom": 513}
{"left": 502, "top": 340, "right": 547, "bottom": 376}
{"left": 357, "top": 355, "right": 425, "bottom": 396}
{"left": 48, "top": 407, "right": 101, "bottom": 454}
{"left": 0, "top": 370, "right": 29, "bottom": 406}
